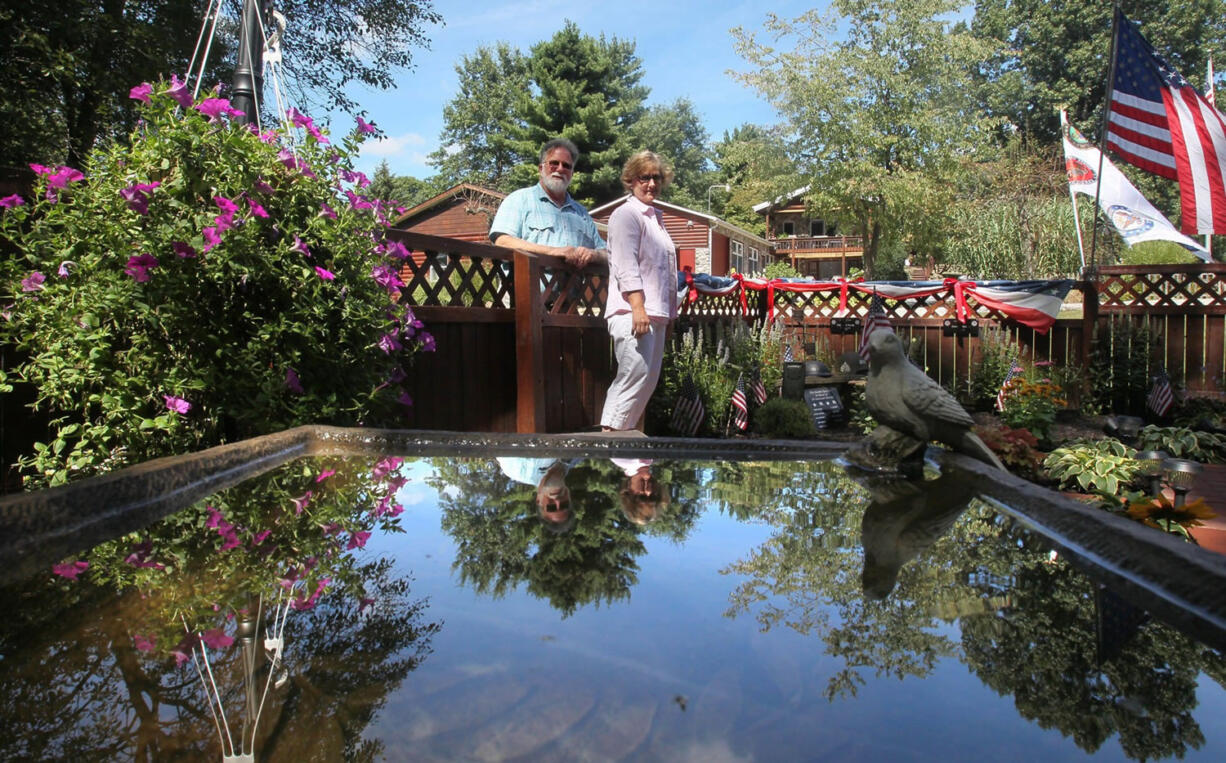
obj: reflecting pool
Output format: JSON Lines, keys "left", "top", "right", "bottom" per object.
{"left": 3, "top": 449, "right": 1226, "bottom": 761}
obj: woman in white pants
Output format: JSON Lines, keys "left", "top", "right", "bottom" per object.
{"left": 600, "top": 151, "right": 678, "bottom": 431}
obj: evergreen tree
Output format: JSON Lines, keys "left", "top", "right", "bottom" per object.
{"left": 627, "top": 98, "right": 713, "bottom": 210}
{"left": 507, "top": 22, "right": 649, "bottom": 207}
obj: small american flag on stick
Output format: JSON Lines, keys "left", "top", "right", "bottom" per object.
{"left": 1147, "top": 369, "right": 1174, "bottom": 417}
{"left": 670, "top": 374, "right": 705, "bottom": 436}
{"left": 858, "top": 294, "right": 892, "bottom": 362}
{"left": 996, "top": 358, "right": 1024, "bottom": 412}
{"left": 730, "top": 374, "right": 749, "bottom": 431}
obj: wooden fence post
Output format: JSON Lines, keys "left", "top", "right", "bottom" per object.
{"left": 1079, "top": 279, "right": 1098, "bottom": 370}
{"left": 514, "top": 251, "right": 546, "bottom": 433}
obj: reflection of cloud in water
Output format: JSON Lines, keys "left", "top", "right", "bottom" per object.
{"left": 671, "top": 738, "right": 752, "bottom": 762}
{"left": 395, "top": 460, "right": 442, "bottom": 505}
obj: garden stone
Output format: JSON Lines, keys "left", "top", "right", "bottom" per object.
{"left": 862, "top": 330, "right": 1005, "bottom": 471}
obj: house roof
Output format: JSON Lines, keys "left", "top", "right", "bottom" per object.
{"left": 392, "top": 183, "right": 507, "bottom": 227}
{"left": 752, "top": 184, "right": 811, "bottom": 214}
{"left": 590, "top": 195, "right": 774, "bottom": 250}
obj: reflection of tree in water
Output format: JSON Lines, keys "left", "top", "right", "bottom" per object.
{"left": 718, "top": 461, "right": 1226, "bottom": 759}
{"left": 431, "top": 457, "right": 701, "bottom": 617}
{"left": 0, "top": 559, "right": 438, "bottom": 760}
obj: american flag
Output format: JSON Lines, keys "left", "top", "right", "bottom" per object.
{"left": 858, "top": 294, "right": 892, "bottom": 362}
{"left": 1106, "top": 10, "right": 1226, "bottom": 234}
{"left": 730, "top": 374, "right": 749, "bottom": 431}
{"left": 996, "top": 358, "right": 1024, "bottom": 412}
{"left": 670, "top": 374, "right": 705, "bottom": 436}
{"left": 750, "top": 366, "right": 768, "bottom": 406}
{"left": 1147, "top": 369, "right": 1174, "bottom": 417}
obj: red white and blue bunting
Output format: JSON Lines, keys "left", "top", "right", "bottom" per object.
{"left": 677, "top": 273, "right": 1075, "bottom": 334}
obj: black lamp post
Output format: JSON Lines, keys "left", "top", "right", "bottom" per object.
{"left": 231, "top": 0, "right": 274, "bottom": 126}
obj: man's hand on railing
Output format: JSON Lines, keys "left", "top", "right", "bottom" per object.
{"left": 559, "top": 246, "right": 608, "bottom": 268}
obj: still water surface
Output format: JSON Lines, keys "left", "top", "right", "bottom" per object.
{"left": 2, "top": 453, "right": 1225, "bottom": 761}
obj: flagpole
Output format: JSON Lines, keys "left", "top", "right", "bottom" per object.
{"left": 1207, "top": 57, "right": 1216, "bottom": 257}
{"left": 1090, "top": 4, "right": 1123, "bottom": 277}
{"left": 1062, "top": 110, "right": 1089, "bottom": 270}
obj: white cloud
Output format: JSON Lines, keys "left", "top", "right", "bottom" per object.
{"left": 357, "top": 132, "right": 433, "bottom": 176}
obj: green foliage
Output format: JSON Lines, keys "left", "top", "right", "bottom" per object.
{"left": 1043, "top": 438, "right": 1139, "bottom": 496}
{"left": 367, "top": 161, "right": 449, "bottom": 208}
{"left": 944, "top": 146, "right": 1084, "bottom": 279}
{"left": 651, "top": 319, "right": 785, "bottom": 436}
{"left": 427, "top": 42, "right": 530, "bottom": 191}
{"left": 732, "top": 1, "right": 1001, "bottom": 276}
{"left": 999, "top": 378, "right": 1067, "bottom": 444}
{"left": 1135, "top": 425, "right": 1226, "bottom": 463}
{"left": 763, "top": 260, "right": 803, "bottom": 279}
{"left": 753, "top": 397, "right": 816, "bottom": 439}
{"left": 1119, "top": 240, "right": 1205, "bottom": 265}
{"left": 0, "top": 82, "right": 428, "bottom": 486}
{"left": 1088, "top": 318, "right": 1163, "bottom": 416}
{"left": 966, "top": 326, "right": 1017, "bottom": 411}
{"left": 0, "top": 1, "right": 442, "bottom": 167}
{"left": 628, "top": 98, "right": 713, "bottom": 208}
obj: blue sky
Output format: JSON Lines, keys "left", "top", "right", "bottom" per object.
{"left": 338, "top": 0, "right": 825, "bottom": 179}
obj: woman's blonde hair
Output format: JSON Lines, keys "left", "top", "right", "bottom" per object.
{"left": 620, "top": 150, "right": 674, "bottom": 194}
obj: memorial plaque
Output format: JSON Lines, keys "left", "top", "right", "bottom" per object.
{"left": 803, "top": 387, "right": 845, "bottom": 429}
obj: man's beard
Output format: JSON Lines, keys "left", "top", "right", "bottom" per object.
{"left": 542, "top": 175, "right": 569, "bottom": 195}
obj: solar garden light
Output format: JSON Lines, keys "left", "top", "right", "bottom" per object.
{"left": 1161, "top": 457, "right": 1203, "bottom": 508}
{"left": 1134, "top": 450, "right": 1169, "bottom": 497}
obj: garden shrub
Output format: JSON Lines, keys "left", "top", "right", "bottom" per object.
{"left": 0, "top": 80, "right": 429, "bottom": 487}
{"left": 1087, "top": 318, "right": 1163, "bottom": 416}
{"left": 753, "top": 397, "right": 816, "bottom": 438}
{"left": 966, "top": 325, "right": 1016, "bottom": 411}
{"left": 1134, "top": 425, "right": 1226, "bottom": 463}
{"left": 1042, "top": 438, "right": 1139, "bottom": 497}
{"left": 976, "top": 424, "right": 1045, "bottom": 482}
{"left": 998, "top": 377, "right": 1066, "bottom": 444}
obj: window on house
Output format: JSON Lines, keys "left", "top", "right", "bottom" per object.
{"left": 810, "top": 219, "right": 824, "bottom": 237}
{"left": 731, "top": 240, "right": 744, "bottom": 273}
{"left": 748, "top": 246, "right": 759, "bottom": 274}
{"left": 782, "top": 221, "right": 794, "bottom": 236}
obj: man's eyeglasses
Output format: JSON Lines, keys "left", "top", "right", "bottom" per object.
{"left": 636, "top": 174, "right": 662, "bottom": 184}
{"left": 543, "top": 159, "right": 573, "bottom": 171}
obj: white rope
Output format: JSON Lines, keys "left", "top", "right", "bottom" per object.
{"left": 185, "top": 0, "right": 223, "bottom": 98}
{"left": 183, "top": 614, "right": 237, "bottom": 758}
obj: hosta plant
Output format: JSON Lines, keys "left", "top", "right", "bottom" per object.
{"left": 1043, "top": 438, "right": 1139, "bottom": 497}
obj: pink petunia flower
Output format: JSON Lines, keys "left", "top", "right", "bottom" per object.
{"left": 57, "top": 261, "right": 74, "bottom": 278}
{"left": 129, "top": 82, "right": 153, "bottom": 103}
{"left": 356, "top": 116, "right": 377, "bottom": 135}
{"left": 172, "top": 241, "right": 197, "bottom": 259}
{"left": 202, "top": 226, "right": 222, "bottom": 252}
{"left": 287, "top": 107, "right": 329, "bottom": 143}
{"left": 319, "top": 202, "right": 337, "bottom": 219}
{"left": 291, "top": 490, "right": 314, "bottom": 515}
{"left": 200, "top": 628, "right": 234, "bottom": 650}
{"left": 120, "top": 182, "right": 160, "bottom": 215}
{"left": 315, "top": 469, "right": 336, "bottom": 483}
{"left": 314, "top": 266, "right": 335, "bottom": 281}
{"left": 253, "top": 178, "right": 275, "bottom": 194}
{"left": 247, "top": 199, "right": 268, "bottom": 218}
{"left": 125, "top": 253, "right": 158, "bottom": 282}
{"left": 166, "top": 74, "right": 193, "bottom": 109}
{"left": 52, "top": 560, "right": 89, "bottom": 580}
{"left": 285, "top": 367, "right": 305, "bottom": 394}
{"left": 372, "top": 457, "right": 403, "bottom": 480}
{"left": 164, "top": 394, "right": 191, "bottom": 414}
{"left": 21, "top": 271, "right": 45, "bottom": 292}
{"left": 419, "top": 332, "right": 436, "bottom": 352}
{"left": 347, "top": 531, "right": 371, "bottom": 550}
{"left": 292, "top": 236, "right": 311, "bottom": 257}
{"left": 378, "top": 332, "right": 402, "bottom": 354}
{"left": 371, "top": 264, "right": 403, "bottom": 294}
{"left": 214, "top": 196, "right": 239, "bottom": 215}
{"left": 0, "top": 194, "right": 24, "bottom": 208}
{"left": 385, "top": 241, "right": 410, "bottom": 260}
{"left": 398, "top": 391, "right": 414, "bottom": 407}
{"left": 133, "top": 633, "right": 156, "bottom": 652}
{"left": 252, "top": 529, "right": 271, "bottom": 546}
{"left": 359, "top": 596, "right": 376, "bottom": 612}
{"left": 195, "top": 98, "right": 245, "bottom": 121}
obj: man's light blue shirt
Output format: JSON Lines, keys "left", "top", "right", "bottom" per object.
{"left": 489, "top": 183, "right": 603, "bottom": 250}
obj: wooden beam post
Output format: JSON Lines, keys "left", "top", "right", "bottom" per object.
{"left": 514, "top": 251, "right": 546, "bottom": 433}
{"left": 1079, "top": 278, "right": 1098, "bottom": 371}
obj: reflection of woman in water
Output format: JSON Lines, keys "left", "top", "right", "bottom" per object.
{"left": 495, "top": 456, "right": 577, "bottom": 532}
{"left": 611, "top": 457, "right": 669, "bottom": 525}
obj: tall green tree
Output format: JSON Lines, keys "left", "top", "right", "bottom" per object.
{"left": 711, "top": 123, "right": 801, "bottom": 234}
{"left": 427, "top": 42, "right": 529, "bottom": 191}
{"left": 732, "top": 1, "right": 1001, "bottom": 276}
{"left": 627, "top": 98, "right": 713, "bottom": 209}
{"left": 368, "top": 161, "right": 447, "bottom": 209}
{"left": 0, "top": 1, "right": 441, "bottom": 169}
{"left": 970, "top": 0, "right": 1226, "bottom": 147}
{"left": 507, "top": 21, "right": 649, "bottom": 207}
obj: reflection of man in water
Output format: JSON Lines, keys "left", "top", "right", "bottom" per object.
{"left": 610, "top": 457, "right": 668, "bottom": 525}
{"left": 496, "top": 457, "right": 576, "bottom": 529}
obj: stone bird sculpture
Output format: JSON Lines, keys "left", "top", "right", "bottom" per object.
{"left": 865, "top": 330, "right": 1006, "bottom": 470}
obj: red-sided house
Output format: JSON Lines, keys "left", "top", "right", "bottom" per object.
{"left": 753, "top": 185, "right": 864, "bottom": 279}
{"left": 588, "top": 196, "right": 775, "bottom": 277}
{"left": 391, "top": 183, "right": 507, "bottom": 243}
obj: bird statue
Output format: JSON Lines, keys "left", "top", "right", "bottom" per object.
{"left": 864, "top": 330, "right": 1006, "bottom": 470}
